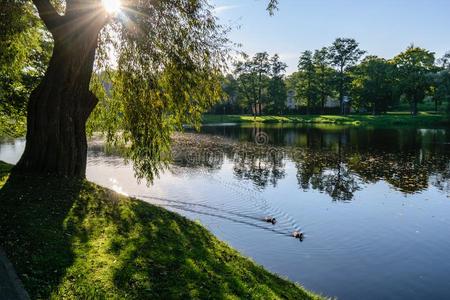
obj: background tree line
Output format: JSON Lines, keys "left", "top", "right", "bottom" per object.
{"left": 209, "top": 52, "right": 288, "bottom": 116}
{"left": 211, "top": 38, "right": 450, "bottom": 116}
{"left": 2, "top": 20, "right": 450, "bottom": 127}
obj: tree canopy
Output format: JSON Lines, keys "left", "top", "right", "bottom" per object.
{"left": 328, "top": 38, "right": 365, "bottom": 113}
{"left": 350, "top": 56, "right": 396, "bottom": 114}
{"left": 1, "top": 0, "right": 239, "bottom": 178}
{"left": 102, "top": 0, "right": 229, "bottom": 180}
{"left": 0, "top": 1, "right": 51, "bottom": 116}
{"left": 393, "top": 45, "right": 436, "bottom": 115}
{"left": 233, "top": 52, "right": 287, "bottom": 115}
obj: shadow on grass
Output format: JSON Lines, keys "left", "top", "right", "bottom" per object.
{"left": 0, "top": 170, "right": 319, "bottom": 299}
{"left": 0, "top": 173, "right": 80, "bottom": 299}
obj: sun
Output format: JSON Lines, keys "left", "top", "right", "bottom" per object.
{"left": 101, "top": 0, "right": 122, "bottom": 14}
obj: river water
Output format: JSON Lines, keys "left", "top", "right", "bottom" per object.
{"left": 1, "top": 124, "right": 449, "bottom": 299}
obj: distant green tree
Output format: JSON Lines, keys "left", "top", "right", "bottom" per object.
{"left": 431, "top": 70, "right": 450, "bottom": 112}
{"left": 313, "top": 47, "right": 335, "bottom": 113}
{"left": 253, "top": 52, "right": 271, "bottom": 115}
{"left": 235, "top": 52, "right": 280, "bottom": 115}
{"left": 284, "top": 71, "right": 300, "bottom": 109}
{"left": 439, "top": 52, "right": 450, "bottom": 115}
{"left": 206, "top": 74, "right": 241, "bottom": 114}
{"left": 438, "top": 52, "right": 450, "bottom": 69}
{"left": 296, "top": 50, "right": 318, "bottom": 114}
{"left": 350, "top": 56, "right": 396, "bottom": 114}
{"left": 267, "top": 54, "right": 287, "bottom": 114}
{"left": 431, "top": 53, "right": 450, "bottom": 113}
{"left": 328, "top": 38, "right": 365, "bottom": 114}
{"left": 393, "top": 45, "right": 436, "bottom": 115}
{"left": 235, "top": 72, "right": 259, "bottom": 115}
{"left": 222, "top": 75, "right": 240, "bottom": 113}
{"left": 235, "top": 55, "right": 261, "bottom": 115}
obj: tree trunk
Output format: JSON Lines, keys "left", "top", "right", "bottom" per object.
{"left": 411, "top": 99, "right": 418, "bottom": 116}
{"left": 14, "top": 10, "right": 102, "bottom": 177}
{"left": 321, "top": 94, "right": 325, "bottom": 114}
{"left": 339, "top": 66, "right": 345, "bottom": 115}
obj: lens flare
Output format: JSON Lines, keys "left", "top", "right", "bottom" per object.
{"left": 101, "top": 0, "right": 121, "bottom": 14}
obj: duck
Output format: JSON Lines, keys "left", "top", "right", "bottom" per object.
{"left": 263, "top": 216, "right": 277, "bottom": 224}
{"left": 292, "top": 230, "right": 304, "bottom": 241}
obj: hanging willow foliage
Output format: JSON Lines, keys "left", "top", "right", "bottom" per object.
{"left": 90, "top": 0, "right": 231, "bottom": 181}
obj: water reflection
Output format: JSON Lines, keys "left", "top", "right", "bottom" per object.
{"left": 2, "top": 125, "right": 450, "bottom": 300}
{"left": 85, "top": 125, "right": 449, "bottom": 201}
{"left": 171, "top": 126, "right": 450, "bottom": 201}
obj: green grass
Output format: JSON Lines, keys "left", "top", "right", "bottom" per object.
{"left": 202, "top": 113, "right": 449, "bottom": 127}
{"left": 0, "top": 162, "right": 321, "bottom": 299}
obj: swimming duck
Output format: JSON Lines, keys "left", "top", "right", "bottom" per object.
{"left": 264, "top": 216, "right": 277, "bottom": 224}
{"left": 292, "top": 230, "right": 304, "bottom": 241}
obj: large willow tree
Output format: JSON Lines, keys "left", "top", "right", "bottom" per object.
{"left": 11, "top": 0, "right": 216, "bottom": 177}
{"left": 12, "top": 0, "right": 278, "bottom": 178}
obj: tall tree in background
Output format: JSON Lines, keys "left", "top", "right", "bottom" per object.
{"left": 350, "top": 56, "right": 395, "bottom": 114}
{"left": 297, "top": 50, "right": 317, "bottom": 114}
{"left": 221, "top": 75, "right": 240, "bottom": 113}
{"left": 432, "top": 52, "right": 450, "bottom": 113}
{"left": 313, "top": 47, "right": 335, "bottom": 113}
{"left": 254, "top": 52, "right": 271, "bottom": 115}
{"left": 235, "top": 52, "right": 271, "bottom": 116}
{"left": 438, "top": 52, "right": 450, "bottom": 69}
{"left": 11, "top": 0, "right": 229, "bottom": 178}
{"left": 208, "top": 74, "right": 240, "bottom": 114}
{"left": 328, "top": 38, "right": 365, "bottom": 114}
{"left": 393, "top": 45, "right": 435, "bottom": 115}
{"left": 267, "top": 54, "right": 287, "bottom": 114}
{"left": 235, "top": 55, "right": 260, "bottom": 116}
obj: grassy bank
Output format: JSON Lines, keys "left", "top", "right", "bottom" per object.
{"left": 0, "top": 161, "right": 321, "bottom": 299}
{"left": 202, "top": 113, "right": 449, "bottom": 126}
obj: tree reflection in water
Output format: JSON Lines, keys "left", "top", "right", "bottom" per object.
{"left": 169, "top": 126, "right": 450, "bottom": 201}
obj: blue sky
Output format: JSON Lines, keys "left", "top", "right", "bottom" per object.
{"left": 211, "top": 0, "right": 450, "bottom": 73}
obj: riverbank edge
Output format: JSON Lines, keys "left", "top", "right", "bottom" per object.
{"left": 202, "top": 113, "right": 450, "bottom": 126}
{"left": 0, "top": 161, "right": 323, "bottom": 299}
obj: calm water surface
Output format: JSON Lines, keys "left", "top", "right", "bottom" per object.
{"left": 1, "top": 124, "right": 450, "bottom": 300}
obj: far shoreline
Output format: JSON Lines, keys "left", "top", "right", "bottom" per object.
{"left": 202, "top": 113, "right": 449, "bottom": 127}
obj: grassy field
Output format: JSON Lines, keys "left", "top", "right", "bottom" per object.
{"left": 202, "top": 112, "right": 449, "bottom": 126}
{"left": 0, "top": 161, "right": 321, "bottom": 299}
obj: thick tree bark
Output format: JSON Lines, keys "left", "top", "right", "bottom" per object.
{"left": 13, "top": 0, "right": 106, "bottom": 177}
